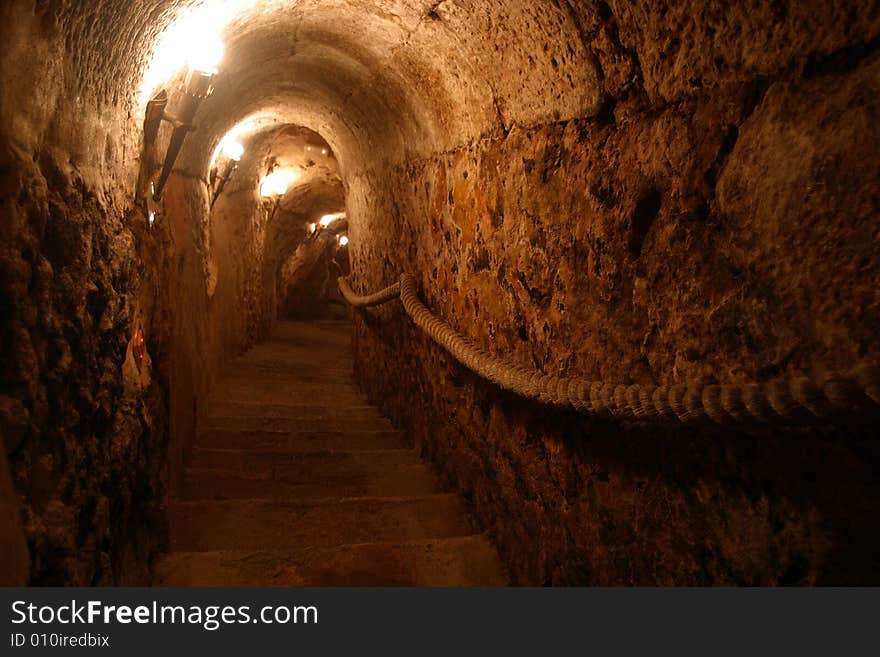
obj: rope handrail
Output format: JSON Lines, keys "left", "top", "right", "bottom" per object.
{"left": 339, "top": 274, "right": 880, "bottom": 425}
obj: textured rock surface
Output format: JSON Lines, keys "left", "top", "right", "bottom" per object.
{"left": 0, "top": 444, "right": 28, "bottom": 584}
{"left": 348, "top": 5, "right": 880, "bottom": 584}
{"left": 0, "top": 1, "right": 168, "bottom": 584}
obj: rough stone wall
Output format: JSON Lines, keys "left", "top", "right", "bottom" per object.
{"left": 0, "top": 1, "right": 168, "bottom": 584}
{"left": 350, "top": 2, "right": 880, "bottom": 584}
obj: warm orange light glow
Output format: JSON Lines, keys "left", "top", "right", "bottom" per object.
{"left": 260, "top": 168, "right": 299, "bottom": 197}
{"left": 139, "top": 1, "right": 292, "bottom": 106}
{"left": 133, "top": 328, "right": 146, "bottom": 364}
{"left": 222, "top": 139, "right": 244, "bottom": 161}
{"left": 188, "top": 35, "right": 224, "bottom": 75}
{"left": 208, "top": 113, "right": 279, "bottom": 169}
{"left": 319, "top": 212, "right": 345, "bottom": 227}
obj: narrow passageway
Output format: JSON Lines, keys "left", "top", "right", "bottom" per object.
{"left": 156, "top": 320, "right": 505, "bottom": 586}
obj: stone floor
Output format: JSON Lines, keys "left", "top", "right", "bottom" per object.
{"left": 155, "top": 320, "right": 506, "bottom": 586}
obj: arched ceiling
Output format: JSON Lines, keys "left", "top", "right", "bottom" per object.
{"left": 127, "top": 0, "right": 600, "bottom": 179}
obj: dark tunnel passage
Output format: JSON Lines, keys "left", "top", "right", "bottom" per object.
{"left": 1, "top": 1, "right": 879, "bottom": 586}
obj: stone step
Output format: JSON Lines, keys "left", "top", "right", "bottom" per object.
{"left": 163, "top": 319, "right": 505, "bottom": 586}
{"left": 168, "top": 495, "right": 472, "bottom": 551}
{"left": 200, "top": 415, "right": 393, "bottom": 433}
{"left": 221, "top": 371, "right": 354, "bottom": 385}
{"left": 155, "top": 535, "right": 506, "bottom": 586}
{"left": 204, "top": 401, "right": 381, "bottom": 421}
{"left": 188, "top": 446, "right": 419, "bottom": 476}
{"left": 236, "top": 347, "right": 350, "bottom": 365}
{"left": 271, "top": 321, "right": 352, "bottom": 344}
{"left": 230, "top": 354, "right": 352, "bottom": 370}
{"left": 236, "top": 338, "right": 350, "bottom": 351}
{"left": 197, "top": 428, "right": 406, "bottom": 451}
{"left": 209, "top": 383, "right": 367, "bottom": 406}
{"left": 181, "top": 463, "right": 441, "bottom": 500}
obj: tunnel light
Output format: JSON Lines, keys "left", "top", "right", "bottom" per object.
{"left": 141, "top": 35, "right": 223, "bottom": 204}
{"left": 260, "top": 168, "right": 299, "bottom": 198}
{"left": 210, "top": 140, "right": 244, "bottom": 208}
{"left": 259, "top": 178, "right": 277, "bottom": 198}
{"left": 338, "top": 235, "right": 349, "bottom": 247}
{"left": 138, "top": 0, "right": 264, "bottom": 106}
{"left": 187, "top": 35, "right": 224, "bottom": 75}
{"left": 149, "top": 66, "right": 217, "bottom": 199}
{"left": 319, "top": 212, "right": 345, "bottom": 227}
{"left": 132, "top": 326, "right": 147, "bottom": 369}
{"left": 208, "top": 113, "right": 278, "bottom": 170}
{"left": 308, "top": 223, "right": 317, "bottom": 234}
{"left": 145, "top": 182, "right": 159, "bottom": 227}
{"left": 260, "top": 168, "right": 299, "bottom": 223}
{"left": 222, "top": 139, "right": 244, "bottom": 162}
{"left": 304, "top": 143, "right": 331, "bottom": 158}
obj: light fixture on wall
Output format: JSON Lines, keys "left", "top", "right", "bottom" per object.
{"left": 259, "top": 168, "right": 299, "bottom": 222}
{"left": 338, "top": 235, "right": 349, "bottom": 247}
{"left": 305, "top": 212, "right": 345, "bottom": 242}
{"left": 304, "top": 143, "right": 330, "bottom": 158}
{"left": 146, "top": 182, "right": 159, "bottom": 228}
{"left": 319, "top": 212, "right": 345, "bottom": 227}
{"left": 139, "top": 38, "right": 223, "bottom": 221}
{"left": 210, "top": 139, "right": 244, "bottom": 208}
{"left": 132, "top": 326, "right": 146, "bottom": 367}
{"left": 306, "top": 212, "right": 348, "bottom": 241}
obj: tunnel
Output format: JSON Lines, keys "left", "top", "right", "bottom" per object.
{"left": 1, "top": 0, "right": 879, "bottom": 586}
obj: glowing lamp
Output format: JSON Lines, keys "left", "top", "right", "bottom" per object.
{"left": 133, "top": 328, "right": 146, "bottom": 364}
{"left": 338, "top": 235, "right": 349, "bottom": 247}
{"left": 259, "top": 178, "right": 277, "bottom": 197}
{"left": 222, "top": 139, "right": 244, "bottom": 161}
{"left": 304, "top": 144, "right": 331, "bottom": 158}
{"left": 319, "top": 212, "right": 345, "bottom": 227}
{"left": 210, "top": 139, "right": 245, "bottom": 208}
{"left": 308, "top": 223, "right": 317, "bottom": 234}
{"left": 260, "top": 168, "right": 300, "bottom": 222}
{"left": 187, "top": 36, "right": 224, "bottom": 75}
{"left": 145, "top": 182, "right": 159, "bottom": 227}
{"left": 260, "top": 168, "right": 299, "bottom": 198}
{"left": 144, "top": 36, "right": 224, "bottom": 203}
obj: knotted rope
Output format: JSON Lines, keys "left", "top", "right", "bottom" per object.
{"left": 339, "top": 275, "right": 880, "bottom": 425}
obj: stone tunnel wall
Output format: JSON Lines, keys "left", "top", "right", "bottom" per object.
{"left": 0, "top": 1, "right": 339, "bottom": 584}
{"left": 0, "top": 1, "right": 167, "bottom": 584}
{"left": 350, "top": 2, "right": 880, "bottom": 584}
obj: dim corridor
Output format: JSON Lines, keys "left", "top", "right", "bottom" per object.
{"left": 154, "top": 320, "right": 506, "bottom": 586}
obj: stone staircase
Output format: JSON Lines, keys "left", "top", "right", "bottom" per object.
{"left": 155, "top": 320, "right": 506, "bottom": 586}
